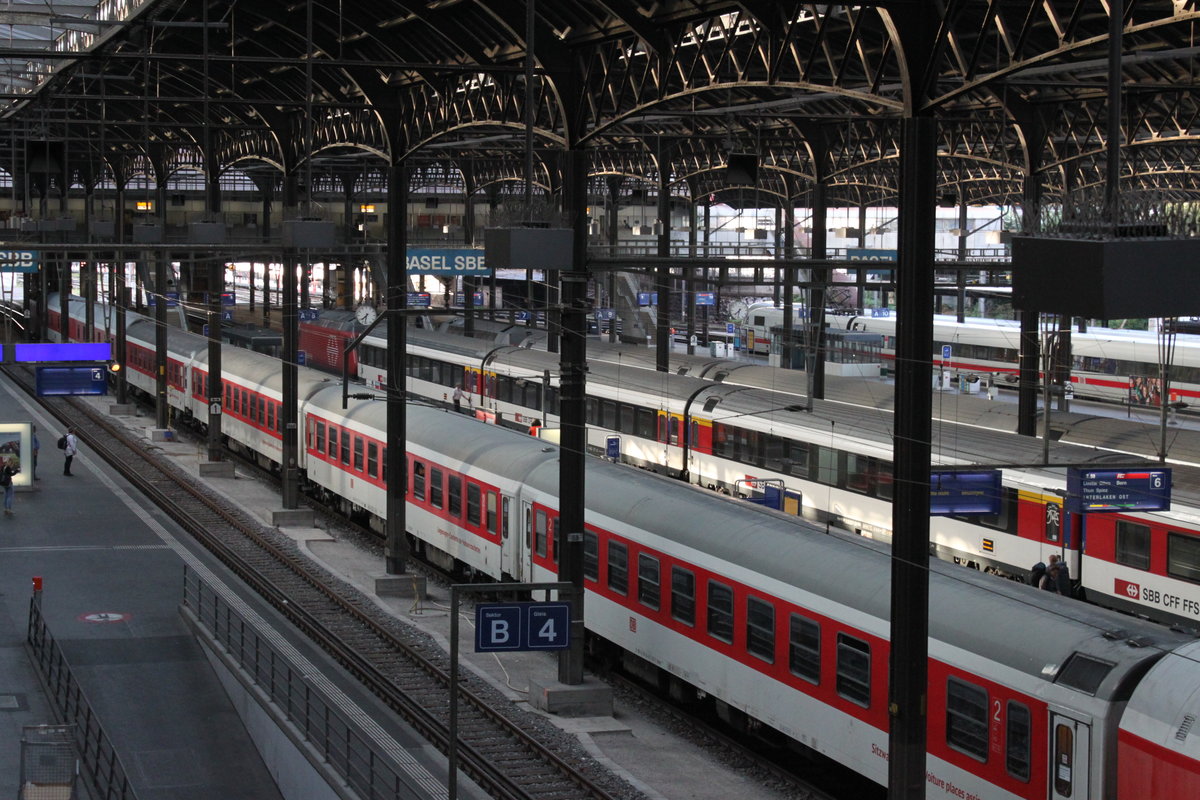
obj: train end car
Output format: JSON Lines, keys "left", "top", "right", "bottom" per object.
{"left": 298, "top": 309, "right": 363, "bottom": 375}
{"left": 1118, "top": 639, "right": 1200, "bottom": 796}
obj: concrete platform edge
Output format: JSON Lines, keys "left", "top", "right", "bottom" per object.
{"left": 526, "top": 674, "right": 614, "bottom": 717}
{"left": 181, "top": 605, "right": 353, "bottom": 800}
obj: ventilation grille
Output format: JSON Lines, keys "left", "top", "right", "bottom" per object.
{"left": 1176, "top": 714, "right": 1196, "bottom": 742}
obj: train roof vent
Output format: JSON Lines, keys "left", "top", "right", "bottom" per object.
{"left": 1125, "top": 636, "right": 1154, "bottom": 648}
{"left": 703, "top": 397, "right": 721, "bottom": 412}
{"left": 1055, "top": 653, "right": 1115, "bottom": 695}
{"left": 1177, "top": 715, "right": 1196, "bottom": 742}
{"left": 712, "top": 371, "right": 729, "bottom": 382}
{"left": 676, "top": 367, "right": 688, "bottom": 375}
{"left": 1102, "top": 629, "right": 1129, "bottom": 640}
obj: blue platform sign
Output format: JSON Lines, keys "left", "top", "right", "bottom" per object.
{"left": 605, "top": 435, "right": 620, "bottom": 459}
{"left": 695, "top": 292, "right": 715, "bottom": 306}
{"left": 475, "top": 602, "right": 571, "bottom": 652}
{"left": 929, "top": 470, "right": 1003, "bottom": 516}
{"left": 726, "top": 322, "right": 736, "bottom": 335}
{"left": 14, "top": 342, "right": 111, "bottom": 363}
{"left": 407, "top": 248, "right": 489, "bottom": 276}
{"left": 0, "top": 249, "right": 39, "bottom": 272}
{"left": 594, "top": 308, "right": 616, "bottom": 321}
{"left": 454, "top": 292, "right": 485, "bottom": 306}
{"left": 35, "top": 366, "right": 108, "bottom": 396}
{"left": 298, "top": 308, "right": 320, "bottom": 321}
{"left": 1066, "top": 468, "right": 1172, "bottom": 513}
{"left": 221, "top": 292, "right": 236, "bottom": 306}
{"left": 941, "top": 345, "right": 953, "bottom": 360}
{"left": 637, "top": 292, "right": 659, "bottom": 307}
{"left": 148, "top": 292, "right": 179, "bottom": 307}
{"left": 297, "top": 351, "right": 307, "bottom": 366}
{"left": 407, "top": 292, "right": 432, "bottom": 308}
{"left": 515, "top": 310, "right": 532, "bottom": 321}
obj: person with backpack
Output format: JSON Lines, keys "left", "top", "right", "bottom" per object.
{"left": 61, "top": 428, "right": 78, "bottom": 476}
{"left": 1, "top": 458, "right": 19, "bottom": 516}
{"left": 1029, "top": 561, "right": 1046, "bottom": 589}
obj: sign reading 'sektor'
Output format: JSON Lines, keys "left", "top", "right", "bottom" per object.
{"left": 406, "top": 248, "right": 488, "bottom": 275}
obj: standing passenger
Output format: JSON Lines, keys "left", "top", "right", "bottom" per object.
{"left": 63, "top": 428, "right": 78, "bottom": 476}
{"left": 453, "top": 385, "right": 464, "bottom": 413}
{"left": 1, "top": 459, "right": 18, "bottom": 516}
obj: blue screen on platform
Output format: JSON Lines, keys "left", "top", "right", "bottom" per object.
{"left": 14, "top": 342, "right": 112, "bottom": 363}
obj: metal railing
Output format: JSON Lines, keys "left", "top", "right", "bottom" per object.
{"left": 181, "top": 566, "right": 422, "bottom": 799}
{"left": 26, "top": 594, "right": 138, "bottom": 800}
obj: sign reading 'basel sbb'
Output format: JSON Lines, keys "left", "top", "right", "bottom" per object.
{"left": 407, "top": 248, "right": 488, "bottom": 275}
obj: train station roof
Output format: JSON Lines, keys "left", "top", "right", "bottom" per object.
{"left": 2, "top": 2, "right": 1200, "bottom": 212}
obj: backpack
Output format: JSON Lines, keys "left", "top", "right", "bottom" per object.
{"left": 57, "top": 435, "right": 67, "bottom": 450}
{"left": 0, "top": 466, "right": 11, "bottom": 486}
{"left": 1029, "top": 562, "right": 1046, "bottom": 587}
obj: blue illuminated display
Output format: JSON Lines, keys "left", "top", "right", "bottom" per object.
{"left": 930, "top": 470, "right": 1003, "bottom": 516}
{"left": 14, "top": 343, "right": 112, "bottom": 363}
{"left": 1066, "top": 468, "right": 1171, "bottom": 513}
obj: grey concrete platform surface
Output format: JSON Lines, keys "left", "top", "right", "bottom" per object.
{"left": 0, "top": 372, "right": 494, "bottom": 800}
{"left": 44, "top": 381, "right": 795, "bottom": 800}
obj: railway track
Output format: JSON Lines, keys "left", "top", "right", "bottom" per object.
{"left": 5, "top": 364, "right": 631, "bottom": 800}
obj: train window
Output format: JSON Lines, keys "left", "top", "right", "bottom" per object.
{"left": 486, "top": 492, "right": 498, "bottom": 535}
{"left": 1006, "top": 701, "right": 1031, "bottom": 782}
{"left": 1167, "top": 532, "right": 1200, "bottom": 583}
{"left": 552, "top": 519, "right": 560, "bottom": 564}
{"left": 267, "top": 402, "right": 275, "bottom": 431}
{"left": 836, "top": 634, "right": 871, "bottom": 707}
{"left": 381, "top": 448, "right": 387, "bottom": 483}
{"left": 430, "top": 468, "right": 443, "bottom": 508}
{"left": 608, "top": 540, "right": 628, "bottom": 595}
{"left": 367, "top": 442, "right": 378, "bottom": 478}
{"left": 815, "top": 446, "right": 838, "bottom": 486}
{"left": 788, "top": 615, "right": 821, "bottom": 683}
{"left": 764, "top": 436, "right": 786, "bottom": 472}
{"left": 259, "top": 398, "right": 267, "bottom": 425}
{"left": 502, "top": 498, "right": 510, "bottom": 541}
{"left": 668, "top": 416, "right": 681, "bottom": 446}
{"left": 341, "top": 430, "right": 351, "bottom": 465}
{"left": 354, "top": 437, "right": 364, "bottom": 471}
{"left": 875, "top": 462, "right": 894, "bottom": 501}
{"left": 636, "top": 408, "right": 655, "bottom": 439}
{"left": 1055, "top": 653, "right": 1114, "bottom": 695}
{"left": 706, "top": 581, "right": 734, "bottom": 644}
{"left": 1054, "top": 724, "right": 1074, "bottom": 798}
{"left": 586, "top": 398, "right": 599, "bottom": 426}
{"left": 413, "top": 461, "right": 426, "bottom": 501}
{"left": 241, "top": 390, "right": 249, "bottom": 417}
{"left": 328, "top": 427, "right": 338, "bottom": 458}
{"left": 534, "top": 510, "right": 548, "bottom": 557}
{"left": 496, "top": 376, "right": 513, "bottom": 403}
{"left": 249, "top": 396, "right": 258, "bottom": 423}
{"left": 601, "top": 400, "right": 618, "bottom": 430}
{"left": 786, "top": 441, "right": 810, "bottom": 479}
{"left": 844, "top": 453, "right": 871, "bottom": 494}
{"left": 954, "top": 486, "right": 1015, "bottom": 534}
{"left": 543, "top": 386, "right": 559, "bottom": 416}
{"left": 671, "top": 567, "right": 695, "bottom": 626}
{"left": 1116, "top": 521, "right": 1151, "bottom": 570}
{"left": 946, "top": 678, "right": 989, "bottom": 762}
{"left": 583, "top": 531, "right": 599, "bottom": 581}
{"left": 316, "top": 421, "right": 326, "bottom": 453}
{"left": 448, "top": 475, "right": 462, "bottom": 517}
{"left": 466, "top": 484, "right": 481, "bottom": 526}
{"left": 745, "top": 597, "right": 775, "bottom": 663}
{"left": 276, "top": 404, "right": 283, "bottom": 433}
{"left": 619, "top": 404, "right": 635, "bottom": 434}
{"left": 638, "top": 555, "right": 660, "bottom": 610}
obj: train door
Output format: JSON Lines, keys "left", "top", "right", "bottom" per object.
{"left": 506, "top": 499, "right": 530, "bottom": 582}
{"left": 1048, "top": 713, "right": 1090, "bottom": 800}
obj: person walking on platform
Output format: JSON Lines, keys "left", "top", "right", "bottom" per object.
{"left": 31, "top": 425, "right": 39, "bottom": 480}
{"left": 1, "top": 459, "right": 18, "bottom": 515}
{"left": 453, "top": 385, "right": 464, "bottom": 413}
{"left": 62, "top": 428, "right": 78, "bottom": 476}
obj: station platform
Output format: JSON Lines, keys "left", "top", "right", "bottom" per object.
{"left": 0, "top": 371, "right": 789, "bottom": 800}
{"left": 0, "top": 373, "right": 491, "bottom": 800}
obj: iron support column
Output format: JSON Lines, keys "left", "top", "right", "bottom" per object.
{"left": 207, "top": 256, "right": 224, "bottom": 461}
{"left": 888, "top": 114, "right": 937, "bottom": 800}
{"left": 385, "top": 160, "right": 411, "bottom": 575}
{"left": 809, "top": 183, "right": 828, "bottom": 398}
{"left": 154, "top": 255, "right": 168, "bottom": 429}
{"left": 655, "top": 139, "right": 671, "bottom": 372}
{"left": 559, "top": 148, "right": 588, "bottom": 685}
{"left": 281, "top": 249, "right": 299, "bottom": 508}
